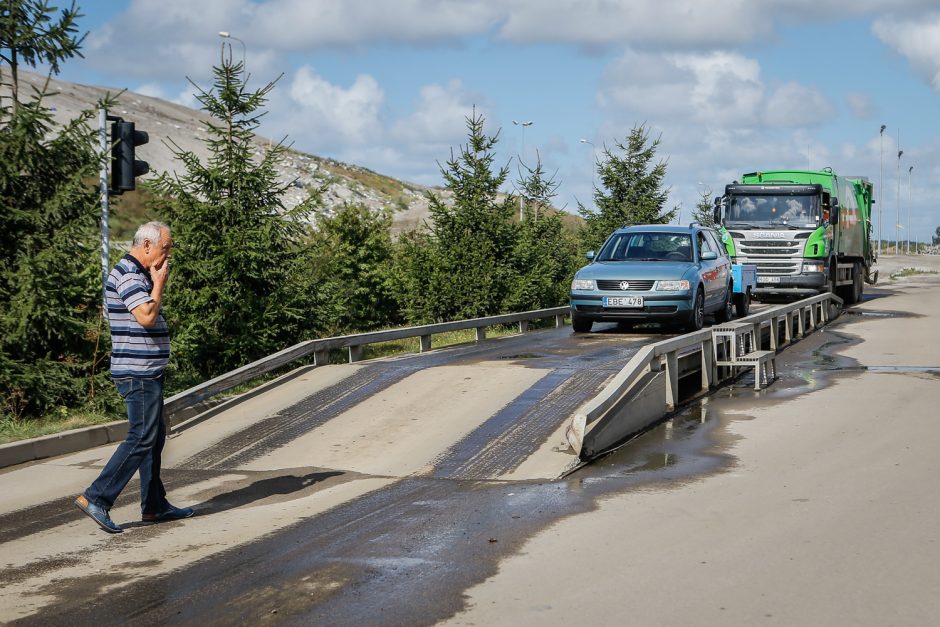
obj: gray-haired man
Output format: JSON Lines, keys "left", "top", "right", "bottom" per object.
{"left": 75, "top": 221, "right": 193, "bottom": 533}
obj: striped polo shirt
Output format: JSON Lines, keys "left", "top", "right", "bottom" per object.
{"left": 107, "top": 255, "right": 170, "bottom": 378}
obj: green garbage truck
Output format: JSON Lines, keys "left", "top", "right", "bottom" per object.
{"left": 713, "top": 168, "right": 877, "bottom": 304}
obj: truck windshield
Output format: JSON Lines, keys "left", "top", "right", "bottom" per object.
{"left": 597, "top": 232, "right": 693, "bottom": 262}
{"left": 726, "top": 194, "right": 820, "bottom": 227}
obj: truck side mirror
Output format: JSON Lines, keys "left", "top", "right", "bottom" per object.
{"left": 829, "top": 199, "right": 840, "bottom": 225}
{"left": 713, "top": 196, "right": 722, "bottom": 224}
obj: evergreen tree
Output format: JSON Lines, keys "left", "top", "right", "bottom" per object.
{"left": 395, "top": 108, "right": 518, "bottom": 323}
{"left": 300, "top": 203, "right": 399, "bottom": 335}
{"left": 0, "top": 1, "right": 116, "bottom": 418}
{"left": 692, "top": 188, "right": 716, "bottom": 227}
{"left": 506, "top": 154, "right": 579, "bottom": 311}
{"left": 578, "top": 124, "right": 677, "bottom": 252}
{"left": 152, "top": 52, "right": 319, "bottom": 385}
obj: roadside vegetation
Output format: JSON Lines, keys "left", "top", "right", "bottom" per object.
{"left": 0, "top": 0, "right": 674, "bottom": 442}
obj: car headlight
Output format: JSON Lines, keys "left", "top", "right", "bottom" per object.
{"left": 571, "top": 278, "right": 595, "bottom": 290}
{"left": 655, "top": 280, "right": 690, "bottom": 291}
{"left": 802, "top": 261, "right": 824, "bottom": 273}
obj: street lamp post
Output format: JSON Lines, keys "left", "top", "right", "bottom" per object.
{"left": 896, "top": 146, "right": 903, "bottom": 255}
{"left": 218, "top": 31, "right": 246, "bottom": 71}
{"left": 513, "top": 120, "right": 533, "bottom": 221}
{"left": 907, "top": 165, "right": 913, "bottom": 255}
{"left": 580, "top": 138, "right": 596, "bottom": 210}
{"left": 879, "top": 124, "right": 885, "bottom": 256}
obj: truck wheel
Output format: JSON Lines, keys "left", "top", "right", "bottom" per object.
{"left": 734, "top": 288, "right": 751, "bottom": 317}
{"left": 572, "top": 315, "right": 593, "bottom": 333}
{"left": 715, "top": 286, "right": 734, "bottom": 323}
{"left": 842, "top": 263, "right": 861, "bottom": 305}
{"left": 685, "top": 289, "right": 705, "bottom": 332}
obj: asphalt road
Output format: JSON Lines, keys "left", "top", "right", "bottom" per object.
{"left": 2, "top": 259, "right": 938, "bottom": 625}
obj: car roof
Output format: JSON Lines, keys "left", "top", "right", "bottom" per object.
{"left": 612, "top": 223, "right": 712, "bottom": 235}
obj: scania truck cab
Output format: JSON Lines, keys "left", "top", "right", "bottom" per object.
{"left": 714, "top": 169, "right": 876, "bottom": 304}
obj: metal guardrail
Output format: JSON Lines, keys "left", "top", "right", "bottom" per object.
{"left": 163, "top": 306, "right": 570, "bottom": 420}
{"left": 565, "top": 292, "right": 843, "bottom": 459}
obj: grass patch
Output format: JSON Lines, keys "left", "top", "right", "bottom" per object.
{"left": 890, "top": 268, "right": 939, "bottom": 278}
{"left": 0, "top": 410, "right": 121, "bottom": 445}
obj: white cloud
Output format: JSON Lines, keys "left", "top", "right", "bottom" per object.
{"left": 391, "top": 80, "right": 481, "bottom": 148}
{"left": 873, "top": 13, "right": 940, "bottom": 91}
{"left": 763, "top": 82, "right": 835, "bottom": 127}
{"left": 279, "top": 66, "right": 384, "bottom": 147}
{"left": 845, "top": 92, "right": 874, "bottom": 118}
{"left": 252, "top": 0, "right": 502, "bottom": 48}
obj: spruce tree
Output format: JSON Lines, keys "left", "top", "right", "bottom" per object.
{"left": 398, "top": 108, "right": 518, "bottom": 323}
{"left": 0, "top": 1, "right": 114, "bottom": 419}
{"left": 300, "top": 203, "right": 399, "bottom": 335}
{"left": 506, "top": 154, "right": 579, "bottom": 311}
{"left": 692, "top": 188, "right": 716, "bottom": 227}
{"left": 152, "top": 52, "right": 319, "bottom": 384}
{"left": 578, "top": 124, "right": 677, "bottom": 252}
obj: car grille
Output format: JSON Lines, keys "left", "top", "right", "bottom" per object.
{"left": 576, "top": 305, "right": 678, "bottom": 314}
{"left": 596, "top": 279, "right": 655, "bottom": 291}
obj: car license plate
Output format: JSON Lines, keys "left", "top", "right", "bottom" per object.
{"left": 603, "top": 296, "right": 643, "bottom": 308}
{"left": 760, "top": 276, "right": 781, "bottom": 284}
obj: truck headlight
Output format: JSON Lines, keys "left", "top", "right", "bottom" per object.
{"left": 802, "top": 262, "right": 824, "bottom": 273}
{"left": 571, "top": 278, "right": 595, "bottom": 290}
{"left": 656, "top": 280, "right": 690, "bottom": 291}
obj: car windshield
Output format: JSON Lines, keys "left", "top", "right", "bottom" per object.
{"left": 597, "top": 232, "right": 693, "bottom": 262}
{"left": 726, "top": 194, "right": 821, "bottom": 227}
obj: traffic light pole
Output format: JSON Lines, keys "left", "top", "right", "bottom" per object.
{"left": 99, "top": 108, "right": 110, "bottom": 308}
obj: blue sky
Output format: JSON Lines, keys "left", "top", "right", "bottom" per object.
{"left": 57, "top": 1, "right": 940, "bottom": 244}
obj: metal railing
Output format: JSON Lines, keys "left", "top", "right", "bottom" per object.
{"left": 164, "top": 306, "right": 570, "bottom": 421}
{"left": 565, "top": 292, "right": 843, "bottom": 459}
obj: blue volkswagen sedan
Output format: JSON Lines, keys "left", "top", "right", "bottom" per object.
{"left": 570, "top": 224, "right": 734, "bottom": 332}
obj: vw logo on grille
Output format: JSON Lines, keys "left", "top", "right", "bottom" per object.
{"left": 619, "top": 281, "right": 630, "bottom": 290}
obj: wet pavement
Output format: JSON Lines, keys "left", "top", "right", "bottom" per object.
{"left": 3, "top": 283, "right": 937, "bottom": 625}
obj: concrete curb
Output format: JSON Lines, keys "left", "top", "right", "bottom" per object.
{"left": 0, "top": 364, "right": 318, "bottom": 471}
{"left": 0, "top": 420, "right": 128, "bottom": 469}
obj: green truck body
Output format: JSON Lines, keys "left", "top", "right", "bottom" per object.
{"left": 715, "top": 169, "right": 876, "bottom": 304}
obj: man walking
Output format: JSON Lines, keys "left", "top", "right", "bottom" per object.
{"left": 75, "top": 221, "right": 193, "bottom": 533}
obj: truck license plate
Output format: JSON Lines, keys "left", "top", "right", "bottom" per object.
{"left": 760, "top": 276, "right": 781, "bottom": 284}
{"left": 603, "top": 296, "right": 643, "bottom": 308}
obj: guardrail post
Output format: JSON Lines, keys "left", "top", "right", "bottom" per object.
{"left": 555, "top": 314, "right": 566, "bottom": 328}
{"left": 665, "top": 351, "right": 679, "bottom": 411}
{"left": 348, "top": 345, "right": 364, "bottom": 363}
{"left": 419, "top": 334, "right": 432, "bottom": 352}
{"left": 783, "top": 312, "right": 793, "bottom": 346}
{"left": 475, "top": 327, "right": 486, "bottom": 342}
{"left": 519, "top": 320, "right": 529, "bottom": 333}
{"left": 797, "top": 308, "right": 805, "bottom": 337}
{"left": 769, "top": 317, "right": 779, "bottom": 351}
{"left": 701, "top": 339, "right": 713, "bottom": 390}
{"left": 314, "top": 350, "right": 330, "bottom": 366}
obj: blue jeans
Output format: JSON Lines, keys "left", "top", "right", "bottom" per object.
{"left": 84, "top": 376, "right": 167, "bottom": 513}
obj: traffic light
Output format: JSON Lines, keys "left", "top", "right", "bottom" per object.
{"left": 110, "top": 118, "right": 149, "bottom": 195}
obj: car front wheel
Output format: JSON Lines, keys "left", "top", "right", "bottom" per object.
{"left": 572, "top": 315, "right": 593, "bottom": 333}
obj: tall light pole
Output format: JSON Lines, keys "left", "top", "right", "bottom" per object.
{"left": 907, "top": 164, "right": 913, "bottom": 254}
{"left": 896, "top": 146, "right": 903, "bottom": 255}
{"left": 513, "top": 120, "right": 533, "bottom": 221}
{"left": 580, "top": 138, "right": 596, "bottom": 210}
{"left": 218, "top": 31, "right": 246, "bottom": 71}
{"left": 879, "top": 124, "right": 885, "bottom": 256}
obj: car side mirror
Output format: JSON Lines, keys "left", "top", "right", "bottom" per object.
{"left": 701, "top": 251, "right": 718, "bottom": 261}
{"left": 586, "top": 250, "right": 595, "bottom": 261}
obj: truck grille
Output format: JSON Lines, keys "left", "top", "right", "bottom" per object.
{"left": 737, "top": 237, "right": 802, "bottom": 276}
{"left": 596, "top": 279, "right": 655, "bottom": 291}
